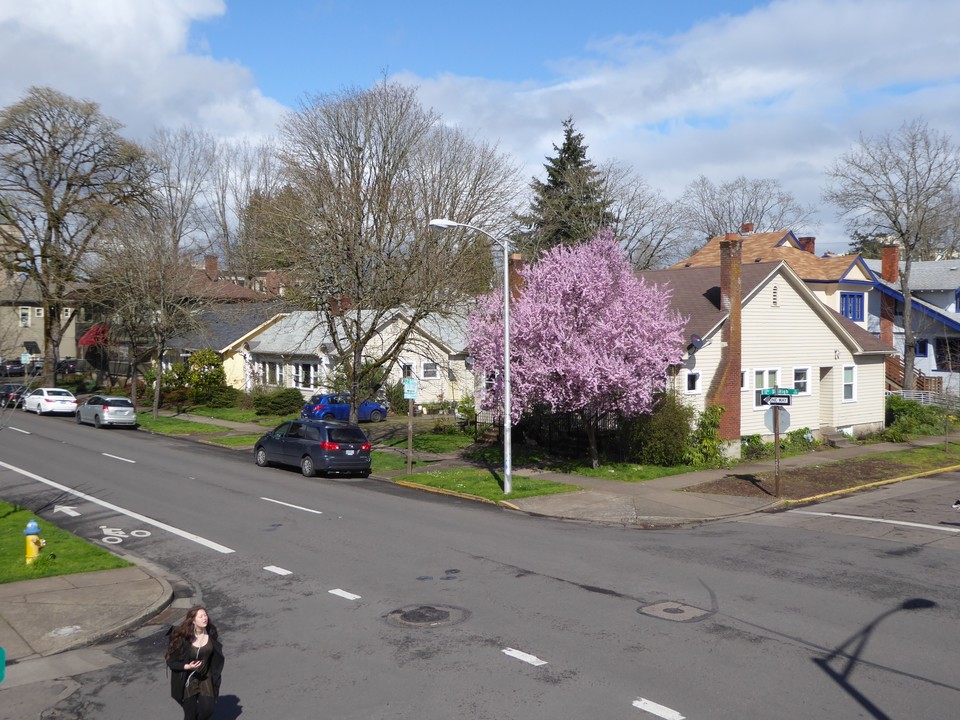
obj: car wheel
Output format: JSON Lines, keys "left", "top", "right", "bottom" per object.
{"left": 75, "top": 412, "right": 82, "bottom": 424}
{"left": 368, "top": 410, "right": 382, "bottom": 423}
{"left": 321, "top": 413, "right": 335, "bottom": 420}
{"left": 300, "top": 455, "right": 316, "bottom": 477}
{"left": 359, "top": 470, "right": 371, "bottom": 478}
{"left": 254, "top": 446, "right": 270, "bottom": 467}
{"left": 93, "top": 414, "right": 102, "bottom": 429}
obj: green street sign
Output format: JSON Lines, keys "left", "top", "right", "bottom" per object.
{"left": 0, "top": 646, "right": 5, "bottom": 684}
{"left": 760, "top": 388, "right": 799, "bottom": 396}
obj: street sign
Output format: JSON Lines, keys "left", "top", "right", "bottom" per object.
{"left": 761, "top": 394, "right": 792, "bottom": 406}
{"left": 402, "top": 378, "right": 418, "bottom": 400}
{"left": 760, "top": 387, "right": 799, "bottom": 396}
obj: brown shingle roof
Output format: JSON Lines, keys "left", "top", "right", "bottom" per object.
{"left": 671, "top": 231, "right": 866, "bottom": 282}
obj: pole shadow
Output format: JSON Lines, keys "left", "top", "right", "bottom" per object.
{"left": 813, "top": 597, "right": 936, "bottom": 720}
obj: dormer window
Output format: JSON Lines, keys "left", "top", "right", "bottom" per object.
{"left": 840, "top": 292, "right": 864, "bottom": 322}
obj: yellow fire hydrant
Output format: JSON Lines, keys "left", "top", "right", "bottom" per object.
{"left": 24, "top": 519, "right": 45, "bottom": 565}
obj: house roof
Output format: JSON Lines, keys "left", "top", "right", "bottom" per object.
{"left": 184, "top": 268, "right": 270, "bottom": 302}
{"left": 172, "top": 302, "right": 290, "bottom": 352}
{"left": 863, "top": 258, "right": 960, "bottom": 291}
{"left": 672, "top": 231, "right": 876, "bottom": 284}
{"left": 639, "top": 261, "right": 892, "bottom": 356}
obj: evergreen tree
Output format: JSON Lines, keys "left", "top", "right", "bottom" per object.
{"left": 516, "top": 118, "right": 613, "bottom": 258}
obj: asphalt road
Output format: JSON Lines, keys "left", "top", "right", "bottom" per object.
{"left": 1, "top": 408, "right": 959, "bottom": 719}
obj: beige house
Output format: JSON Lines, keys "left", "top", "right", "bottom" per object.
{"left": 0, "top": 273, "right": 77, "bottom": 365}
{"left": 643, "top": 237, "right": 892, "bottom": 451}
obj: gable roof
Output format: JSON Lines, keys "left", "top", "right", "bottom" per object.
{"left": 672, "top": 231, "right": 876, "bottom": 284}
{"left": 171, "top": 302, "right": 290, "bottom": 352}
{"left": 639, "top": 261, "right": 892, "bottom": 356}
{"left": 863, "top": 257, "right": 960, "bottom": 291}
{"left": 184, "top": 268, "right": 270, "bottom": 302}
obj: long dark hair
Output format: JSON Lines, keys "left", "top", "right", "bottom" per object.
{"left": 165, "top": 606, "right": 217, "bottom": 660}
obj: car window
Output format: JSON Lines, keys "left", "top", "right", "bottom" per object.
{"left": 88, "top": 396, "right": 102, "bottom": 404}
{"left": 303, "top": 425, "right": 321, "bottom": 441}
{"left": 288, "top": 422, "right": 306, "bottom": 439}
{"left": 105, "top": 398, "right": 133, "bottom": 407}
{"left": 273, "top": 422, "right": 292, "bottom": 436}
{"left": 49, "top": 390, "right": 73, "bottom": 398}
{"left": 328, "top": 427, "right": 368, "bottom": 443}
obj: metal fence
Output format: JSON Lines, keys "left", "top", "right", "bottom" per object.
{"left": 473, "top": 408, "right": 627, "bottom": 459}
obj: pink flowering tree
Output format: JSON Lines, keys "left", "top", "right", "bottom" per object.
{"left": 468, "top": 230, "right": 686, "bottom": 468}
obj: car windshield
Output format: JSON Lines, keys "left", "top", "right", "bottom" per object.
{"left": 328, "top": 427, "right": 368, "bottom": 443}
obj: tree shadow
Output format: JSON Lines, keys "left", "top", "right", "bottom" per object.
{"left": 813, "top": 597, "right": 936, "bottom": 719}
{"left": 214, "top": 694, "right": 243, "bottom": 719}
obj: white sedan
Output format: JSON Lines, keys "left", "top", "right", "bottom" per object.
{"left": 22, "top": 387, "right": 78, "bottom": 415}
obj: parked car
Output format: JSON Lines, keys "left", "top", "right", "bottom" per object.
{"left": 0, "top": 360, "right": 42, "bottom": 377}
{"left": 75, "top": 395, "right": 137, "bottom": 428}
{"left": 0, "top": 383, "right": 27, "bottom": 407}
{"left": 301, "top": 393, "right": 387, "bottom": 423}
{"left": 254, "top": 419, "right": 372, "bottom": 478}
{"left": 22, "top": 387, "right": 78, "bottom": 415}
{"left": 56, "top": 358, "right": 80, "bottom": 374}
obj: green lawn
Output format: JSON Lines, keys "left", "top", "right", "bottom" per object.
{"left": 381, "top": 432, "right": 476, "bottom": 453}
{"left": 135, "top": 413, "right": 233, "bottom": 435}
{"left": 183, "top": 406, "right": 297, "bottom": 426}
{"left": 206, "top": 434, "right": 262, "bottom": 447}
{"left": 371, "top": 449, "right": 425, "bottom": 472}
{"left": 397, "top": 467, "right": 581, "bottom": 501}
{"left": 0, "top": 501, "right": 131, "bottom": 584}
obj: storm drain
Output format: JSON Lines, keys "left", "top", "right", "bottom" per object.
{"left": 637, "top": 601, "right": 712, "bottom": 623}
{"left": 384, "top": 604, "right": 471, "bottom": 628}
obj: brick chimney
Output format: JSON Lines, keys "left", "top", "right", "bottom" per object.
{"left": 709, "top": 234, "right": 742, "bottom": 453}
{"left": 880, "top": 245, "right": 899, "bottom": 346}
{"left": 740, "top": 222, "right": 754, "bottom": 234}
{"left": 204, "top": 255, "right": 219, "bottom": 280}
{"left": 798, "top": 236, "right": 816, "bottom": 254}
{"left": 329, "top": 295, "right": 352, "bottom": 316}
{"left": 265, "top": 271, "right": 280, "bottom": 296}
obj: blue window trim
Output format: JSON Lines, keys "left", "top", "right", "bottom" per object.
{"left": 839, "top": 292, "right": 864, "bottom": 322}
{"left": 916, "top": 339, "right": 929, "bottom": 357}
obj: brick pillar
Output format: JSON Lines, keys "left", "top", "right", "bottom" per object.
{"left": 880, "top": 245, "right": 899, "bottom": 346}
{"left": 709, "top": 235, "right": 742, "bottom": 454}
{"left": 204, "top": 255, "right": 219, "bottom": 280}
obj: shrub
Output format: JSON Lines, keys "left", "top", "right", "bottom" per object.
{"left": 253, "top": 388, "right": 305, "bottom": 416}
{"left": 740, "top": 434, "right": 769, "bottom": 460}
{"left": 457, "top": 395, "right": 477, "bottom": 424}
{"left": 206, "top": 385, "right": 242, "bottom": 408}
{"left": 384, "top": 380, "right": 405, "bottom": 412}
{"left": 685, "top": 405, "right": 725, "bottom": 467}
{"left": 188, "top": 349, "right": 227, "bottom": 404}
{"left": 883, "top": 394, "right": 953, "bottom": 439}
{"left": 623, "top": 391, "right": 694, "bottom": 466}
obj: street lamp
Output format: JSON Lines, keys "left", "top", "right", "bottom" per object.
{"left": 429, "top": 218, "right": 512, "bottom": 494}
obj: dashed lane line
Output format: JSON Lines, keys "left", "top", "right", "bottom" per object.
{"left": 502, "top": 648, "right": 548, "bottom": 666}
{"left": 264, "top": 565, "right": 293, "bottom": 576}
{"left": 633, "top": 697, "right": 685, "bottom": 719}
{"left": 329, "top": 588, "right": 361, "bottom": 600}
{"left": 102, "top": 452, "right": 136, "bottom": 463}
{"left": 261, "top": 497, "right": 323, "bottom": 514}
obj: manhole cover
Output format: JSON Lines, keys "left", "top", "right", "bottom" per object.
{"left": 637, "top": 601, "right": 712, "bottom": 623}
{"left": 384, "top": 604, "right": 470, "bottom": 628}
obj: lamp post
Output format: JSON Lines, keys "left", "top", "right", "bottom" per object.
{"left": 429, "top": 218, "right": 512, "bottom": 494}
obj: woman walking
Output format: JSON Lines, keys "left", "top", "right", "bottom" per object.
{"left": 165, "top": 606, "right": 224, "bottom": 720}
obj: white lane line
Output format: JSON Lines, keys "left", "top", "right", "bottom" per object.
{"left": 4, "top": 426, "right": 29, "bottom": 434}
{"left": 261, "top": 497, "right": 323, "bottom": 514}
{"left": 790, "top": 510, "right": 960, "bottom": 533}
{"left": 328, "top": 588, "right": 361, "bottom": 600}
{"left": 264, "top": 565, "right": 292, "bottom": 576}
{"left": 633, "top": 697, "right": 685, "bottom": 719}
{"left": 102, "top": 452, "right": 136, "bottom": 464}
{"left": 502, "top": 648, "right": 548, "bottom": 666}
{"left": 0, "top": 460, "right": 235, "bottom": 554}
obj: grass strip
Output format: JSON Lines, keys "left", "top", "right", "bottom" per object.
{"left": 397, "top": 467, "right": 580, "bottom": 501}
{"left": 0, "top": 500, "right": 131, "bottom": 584}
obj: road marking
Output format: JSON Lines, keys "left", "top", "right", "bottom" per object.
{"left": 102, "top": 453, "right": 136, "bottom": 464}
{"left": 54, "top": 504, "right": 81, "bottom": 517}
{"left": 502, "top": 648, "right": 548, "bottom": 666}
{"left": 790, "top": 510, "right": 960, "bottom": 533}
{"left": 261, "top": 497, "right": 323, "bottom": 514}
{"left": 264, "top": 565, "right": 292, "bottom": 576}
{"left": 329, "top": 588, "right": 361, "bottom": 600}
{"left": 4, "top": 426, "right": 29, "bottom": 434}
{"left": 0, "top": 460, "right": 235, "bottom": 553}
{"left": 633, "top": 697, "right": 685, "bottom": 719}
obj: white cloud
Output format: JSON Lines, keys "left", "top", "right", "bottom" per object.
{"left": 0, "top": 0, "right": 285, "bottom": 141}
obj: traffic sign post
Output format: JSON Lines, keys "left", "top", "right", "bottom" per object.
{"left": 403, "top": 379, "right": 419, "bottom": 474}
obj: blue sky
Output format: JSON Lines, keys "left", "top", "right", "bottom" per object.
{"left": 0, "top": 0, "right": 958, "bottom": 253}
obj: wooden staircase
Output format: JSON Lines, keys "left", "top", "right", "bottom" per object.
{"left": 885, "top": 355, "right": 942, "bottom": 392}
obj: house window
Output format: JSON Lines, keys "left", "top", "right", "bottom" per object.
{"left": 484, "top": 372, "right": 496, "bottom": 392}
{"left": 741, "top": 370, "right": 749, "bottom": 392}
{"left": 685, "top": 370, "right": 701, "bottom": 394}
{"left": 294, "top": 362, "right": 321, "bottom": 389}
{"left": 422, "top": 361, "right": 439, "bottom": 380}
{"left": 19, "top": 307, "right": 30, "bottom": 327}
{"left": 34, "top": 307, "right": 44, "bottom": 318}
{"left": 935, "top": 338, "right": 960, "bottom": 372}
{"left": 258, "top": 360, "right": 283, "bottom": 387}
{"left": 839, "top": 292, "right": 864, "bottom": 322}
{"left": 915, "top": 339, "right": 929, "bottom": 357}
{"left": 62, "top": 308, "right": 73, "bottom": 318}
{"left": 754, "top": 368, "right": 780, "bottom": 407}
{"left": 402, "top": 363, "right": 413, "bottom": 379}
{"left": 793, "top": 367, "right": 810, "bottom": 394}
{"left": 842, "top": 365, "right": 856, "bottom": 401}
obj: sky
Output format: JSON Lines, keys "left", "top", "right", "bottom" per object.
{"left": 0, "top": 0, "right": 958, "bottom": 254}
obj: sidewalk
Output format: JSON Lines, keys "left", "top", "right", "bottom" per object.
{"left": 4, "top": 424, "right": 960, "bottom": 677}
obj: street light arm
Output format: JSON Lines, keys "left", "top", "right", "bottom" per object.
{"left": 429, "top": 218, "right": 509, "bottom": 251}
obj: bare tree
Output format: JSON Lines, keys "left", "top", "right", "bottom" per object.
{"left": 824, "top": 119, "right": 960, "bottom": 390}
{"left": 206, "top": 138, "right": 284, "bottom": 284}
{"left": 0, "top": 86, "right": 150, "bottom": 384}
{"left": 278, "top": 80, "right": 522, "bottom": 422}
{"left": 601, "top": 163, "right": 682, "bottom": 269}
{"left": 677, "top": 174, "right": 815, "bottom": 249}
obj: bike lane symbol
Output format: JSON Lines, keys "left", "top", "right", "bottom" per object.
{"left": 99, "top": 526, "right": 152, "bottom": 544}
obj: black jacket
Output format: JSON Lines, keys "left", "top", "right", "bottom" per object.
{"left": 166, "top": 627, "right": 224, "bottom": 704}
